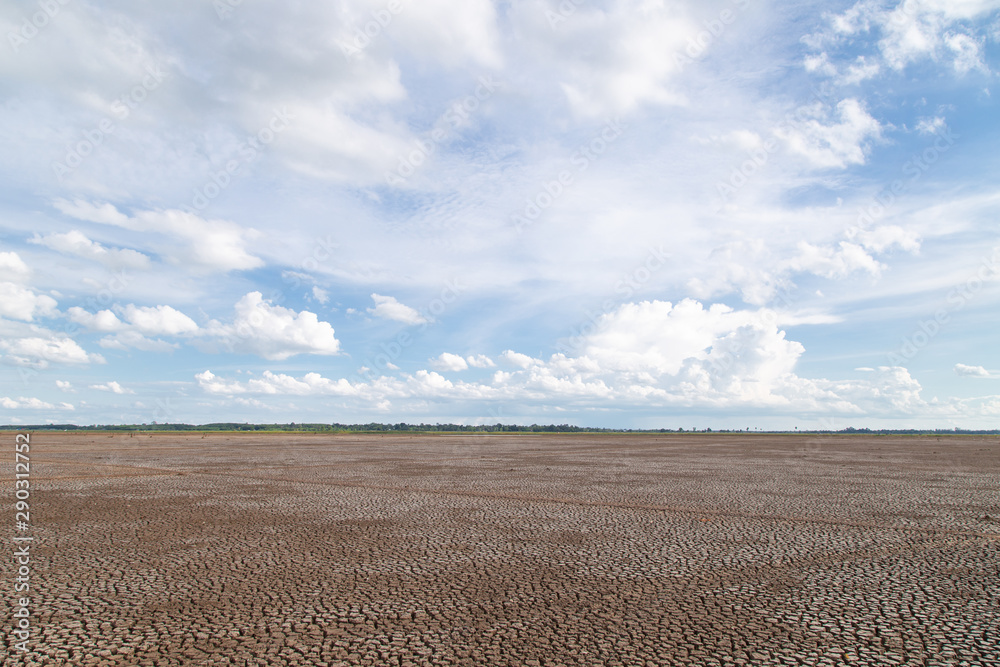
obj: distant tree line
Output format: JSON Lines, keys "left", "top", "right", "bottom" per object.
{"left": 0, "top": 423, "right": 997, "bottom": 435}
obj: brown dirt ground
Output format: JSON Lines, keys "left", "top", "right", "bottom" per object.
{"left": 3, "top": 432, "right": 999, "bottom": 666}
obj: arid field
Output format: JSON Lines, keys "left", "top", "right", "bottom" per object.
{"left": 3, "top": 432, "right": 999, "bottom": 666}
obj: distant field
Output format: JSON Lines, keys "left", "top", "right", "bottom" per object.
{"left": 4, "top": 432, "right": 999, "bottom": 666}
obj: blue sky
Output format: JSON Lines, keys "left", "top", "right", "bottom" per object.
{"left": 1, "top": 0, "right": 999, "bottom": 428}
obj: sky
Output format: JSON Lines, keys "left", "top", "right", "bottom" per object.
{"left": 1, "top": 0, "right": 999, "bottom": 429}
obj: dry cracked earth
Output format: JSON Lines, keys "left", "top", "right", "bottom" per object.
{"left": 3, "top": 432, "right": 999, "bottom": 666}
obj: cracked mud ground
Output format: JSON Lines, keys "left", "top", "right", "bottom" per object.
{"left": 3, "top": 432, "right": 998, "bottom": 666}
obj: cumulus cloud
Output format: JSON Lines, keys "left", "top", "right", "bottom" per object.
{"left": 786, "top": 241, "right": 884, "bottom": 279}
{"left": 90, "top": 381, "right": 133, "bottom": 394}
{"left": 98, "top": 332, "right": 178, "bottom": 353}
{"left": 29, "top": 230, "right": 150, "bottom": 269}
{"left": 466, "top": 354, "right": 495, "bottom": 368}
{"left": 0, "top": 283, "right": 58, "bottom": 321}
{"left": 0, "top": 251, "right": 30, "bottom": 281}
{"left": 944, "top": 31, "right": 988, "bottom": 73}
{"left": 567, "top": 300, "right": 805, "bottom": 389}
{"left": 775, "top": 99, "right": 882, "bottom": 169}
{"left": 118, "top": 304, "right": 198, "bottom": 336}
{"left": 196, "top": 370, "right": 355, "bottom": 396}
{"left": 191, "top": 299, "right": 947, "bottom": 417}
{"left": 500, "top": 350, "right": 543, "bottom": 369}
{"left": 430, "top": 352, "right": 469, "bottom": 372}
{"left": 852, "top": 225, "right": 921, "bottom": 253}
{"left": 915, "top": 116, "right": 947, "bottom": 134}
{"left": 311, "top": 286, "right": 330, "bottom": 304}
{"left": 0, "top": 337, "right": 105, "bottom": 368}
{"left": 367, "top": 294, "right": 429, "bottom": 325}
{"left": 955, "top": 363, "right": 998, "bottom": 377}
{"left": 0, "top": 397, "right": 74, "bottom": 411}
{"left": 206, "top": 292, "right": 341, "bottom": 360}
{"left": 54, "top": 200, "right": 263, "bottom": 272}
{"left": 56, "top": 380, "right": 75, "bottom": 392}
{"left": 67, "top": 303, "right": 197, "bottom": 351}
{"left": 809, "top": 0, "right": 999, "bottom": 75}
{"left": 67, "top": 307, "right": 124, "bottom": 332}
{"left": 689, "top": 227, "right": 920, "bottom": 306}
{"left": 804, "top": 53, "right": 881, "bottom": 84}
{"left": 839, "top": 56, "right": 882, "bottom": 84}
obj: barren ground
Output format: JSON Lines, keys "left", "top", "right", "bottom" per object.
{"left": 3, "top": 432, "right": 999, "bottom": 666}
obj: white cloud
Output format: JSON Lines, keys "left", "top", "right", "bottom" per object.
{"left": 29, "top": 230, "right": 150, "bottom": 270}
{"left": 117, "top": 304, "right": 198, "bottom": 336}
{"left": 510, "top": 0, "right": 698, "bottom": 117}
{"left": 804, "top": 52, "right": 838, "bottom": 76}
{"left": 98, "top": 332, "right": 178, "bottom": 353}
{"left": 189, "top": 299, "right": 950, "bottom": 417}
{"left": 786, "top": 241, "right": 883, "bottom": 280}
{"left": 852, "top": 225, "right": 921, "bottom": 253}
{"left": 686, "top": 240, "right": 781, "bottom": 306}
{"left": 915, "top": 116, "right": 947, "bottom": 134}
{"left": 67, "top": 307, "right": 125, "bottom": 332}
{"left": 839, "top": 56, "right": 881, "bottom": 84}
{"left": 955, "top": 363, "right": 998, "bottom": 377}
{"left": 813, "top": 0, "right": 1000, "bottom": 74}
{"left": 311, "top": 286, "right": 329, "bottom": 304}
{"left": 56, "top": 380, "right": 75, "bottom": 392}
{"left": 466, "top": 354, "right": 496, "bottom": 368}
{"left": 775, "top": 99, "right": 882, "bottom": 169}
{"left": 206, "top": 292, "right": 342, "bottom": 360}
{"left": 90, "top": 381, "right": 133, "bottom": 394}
{"left": 51, "top": 200, "right": 130, "bottom": 226}
{"left": 945, "top": 31, "right": 988, "bottom": 73}
{"left": 367, "top": 294, "right": 428, "bottom": 325}
{"left": 430, "top": 352, "right": 469, "bottom": 372}
{"left": 196, "top": 370, "right": 356, "bottom": 396}
{"left": 572, "top": 300, "right": 804, "bottom": 386}
{"left": 0, "top": 337, "right": 105, "bottom": 368}
{"left": 67, "top": 303, "right": 197, "bottom": 350}
{"left": 501, "top": 350, "right": 543, "bottom": 369}
{"left": 54, "top": 201, "right": 263, "bottom": 272}
{"left": 0, "top": 251, "right": 30, "bottom": 281}
{"left": 0, "top": 283, "right": 58, "bottom": 321}
{"left": 804, "top": 53, "right": 880, "bottom": 84}
{"left": 385, "top": 0, "right": 502, "bottom": 69}
{"left": 0, "top": 397, "right": 74, "bottom": 411}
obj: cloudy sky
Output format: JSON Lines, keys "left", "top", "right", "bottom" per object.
{"left": 1, "top": 0, "right": 999, "bottom": 429}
